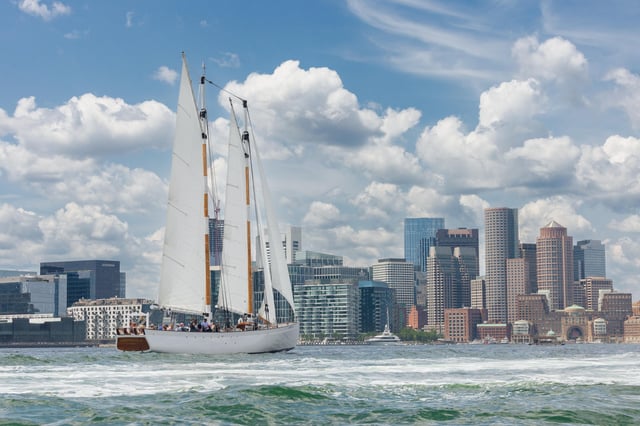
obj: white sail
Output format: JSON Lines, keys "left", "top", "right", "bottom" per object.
{"left": 256, "top": 215, "right": 276, "bottom": 325}
{"left": 157, "top": 56, "right": 208, "bottom": 315}
{"left": 219, "top": 109, "right": 250, "bottom": 316}
{"left": 253, "top": 135, "right": 296, "bottom": 312}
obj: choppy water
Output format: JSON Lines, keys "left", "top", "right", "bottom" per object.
{"left": 1, "top": 343, "right": 639, "bottom": 425}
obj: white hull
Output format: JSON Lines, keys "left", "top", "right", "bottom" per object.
{"left": 365, "top": 338, "right": 403, "bottom": 345}
{"left": 141, "top": 323, "right": 299, "bottom": 355}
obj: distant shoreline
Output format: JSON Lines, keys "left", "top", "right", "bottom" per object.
{"left": 0, "top": 341, "right": 112, "bottom": 349}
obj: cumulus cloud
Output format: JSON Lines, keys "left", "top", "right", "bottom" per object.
{"left": 39, "top": 202, "right": 129, "bottom": 258}
{"left": 609, "top": 215, "right": 640, "bottom": 233}
{"left": 18, "top": 0, "right": 70, "bottom": 21}
{"left": 603, "top": 68, "right": 640, "bottom": 129}
{"left": 352, "top": 182, "right": 404, "bottom": 220}
{"left": 518, "top": 196, "right": 593, "bottom": 242}
{"left": 478, "top": 79, "right": 544, "bottom": 129}
{"left": 152, "top": 66, "right": 178, "bottom": 85}
{"left": 220, "top": 60, "right": 383, "bottom": 156}
{"left": 505, "top": 136, "right": 580, "bottom": 187}
{"left": 513, "top": 36, "right": 587, "bottom": 84}
{"left": 575, "top": 135, "right": 640, "bottom": 210}
{"left": 0, "top": 94, "right": 173, "bottom": 157}
{"left": 303, "top": 201, "right": 340, "bottom": 227}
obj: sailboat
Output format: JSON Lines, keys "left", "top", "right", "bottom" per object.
{"left": 116, "top": 54, "right": 299, "bottom": 354}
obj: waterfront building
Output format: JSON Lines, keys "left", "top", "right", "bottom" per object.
{"left": 359, "top": 281, "right": 395, "bottom": 333}
{"left": 511, "top": 320, "right": 533, "bottom": 344}
{"left": 294, "top": 250, "right": 343, "bottom": 267}
{"left": 404, "top": 217, "right": 445, "bottom": 273}
{"left": 484, "top": 207, "right": 519, "bottom": 323}
{"left": 598, "top": 291, "right": 632, "bottom": 338}
{"left": 443, "top": 307, "right": 484, "bottom": 342}
{"left": 294, "top": 279, "right": 360, "bottom": 341}
{"left": 623, "top": 316, "right": 640, "bottom": 343}
{"left": 40, "top": 260, "right": 126, "bottom": 300}
{"left": 0, "top": 275, "right": 67, "bottom": 316}
{"left": 0, "top": 315, "right": 86, "bottom": 346}
{"left": 407, "top": 304, "right": 427, "bottom": 329}
{"left": 67, "top": 297, "right": 155, "bottom": 340}
{"left": 477, "top": 323, "right": 510, "bottom": 342}
{"left": 584, "top": 277, "right": 614, "bottom": 311}
{"left": 372, "top": 258, "right": 415, "bottom": 308}
{"left": 574, "top": 239, "right": 606, "bottom": 281}
{"left": 536, "top": 221, "right": 573, "bottom": 310}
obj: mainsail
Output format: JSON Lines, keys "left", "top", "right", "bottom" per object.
{"left": 219, "top": 106, "right": 251, "bottom": 316}
{"left": 158, "top": 56, "right": 209, "bottom": 315}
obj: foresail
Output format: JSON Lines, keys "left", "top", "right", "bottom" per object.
{"left": 219, "top": 108, "right": 250, "bottom": 315}
{"left": 253, "top": 131, "right": 296, "bottom": 313}
{"left": 257, "top": 218, "right": 276, "bottom": 325}
{"left": 158, "top": 56, "right": 209, "bottom": 314}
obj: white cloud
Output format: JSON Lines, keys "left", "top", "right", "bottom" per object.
{"left": 504, "top": 136, "right": 580, "bottom": 186}
{"left": 518, "top": 196, "right": 593, "bottom": 242}
{"left": 603, "top": 68, "right": 640, "bottom": 129}
{"left": 219, "top": 61, "right": 382, "bottom": 158}
{"left": 575, "top": 135, "right": 640, "bottom": 209}
{"left": 608, "top": 215, "right": 640, "bottom": 233}
{"left": 126, "top": 11, "right": 134, "bottom": 28}
{"left": 513, "top": 36, "right": 587, "bottom": 83}
{"left": 212, "top": 53, "right": 240, "bottom": 68}
{"left": 346, "top": 0, "right": 507, "bottom": 80}
{"left": 0, "top": 94, "right": 173, "bottom": 158}
{"left": 18, "top": 0, "right": 70, "bottom": 21}
{"left": 152, "top": 66, "right": 179, "bottom": 85}
{"left": 303, "top": 201, "right": 340, "bottom": 227}
{"left": 37, "top": 203, "right": 130, "bottom": 264}
{"left": 478, "top": 79, "right": 544, "bottom": 128}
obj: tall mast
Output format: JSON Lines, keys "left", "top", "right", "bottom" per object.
{"left": 242, "top": 100, "right": 253, "bottom": 314}
{"left": 199, "top": 61, "right": 212, "bottom": 314}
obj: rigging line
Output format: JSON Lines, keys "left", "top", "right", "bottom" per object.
{"left": 206, "top": 79, "right": 246, "bottom": 103}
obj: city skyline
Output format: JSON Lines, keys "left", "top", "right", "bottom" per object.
{"left": 1, "top": 1, "right": 639, "bottom": 301}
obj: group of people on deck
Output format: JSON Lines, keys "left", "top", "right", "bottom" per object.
{"left": 153, "top": 313, "right": 261, "bottom": 332}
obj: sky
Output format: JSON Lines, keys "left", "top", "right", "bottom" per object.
{"left": 1, "top": 0, "right": 640, "bottom": 301}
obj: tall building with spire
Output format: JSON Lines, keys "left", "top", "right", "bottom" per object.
{"left": 536, "top": 221, "right": 574, "bottom": 310}
{"left": 484, "top": 207, "right": 519, "bottom": 323}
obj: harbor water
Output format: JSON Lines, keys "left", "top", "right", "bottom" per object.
{"left": 1, "top": 343, "right": 639, "bottom": 425}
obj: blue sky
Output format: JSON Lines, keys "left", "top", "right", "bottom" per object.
{"left": 1, "top": 0, "right": 640, "bottom": 301}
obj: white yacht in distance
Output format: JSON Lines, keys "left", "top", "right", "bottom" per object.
{"left": 365, "top": 323, "right": 402, "bottom": 345}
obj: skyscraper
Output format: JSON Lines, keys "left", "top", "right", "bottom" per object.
{"left": 536, "top": 221, "right": 574, "bottom": 310}
{"left": 574, "top": 239, "right": 606, "bottom": 280}
{"left": 435, "top": 228, "right": 479, "bottom": 274}
{"left": 40, "top": 260, "right": 125, "bottom": 301}
{"left": 484, "top": 207, "right": 519, "bottom": 323}
{"left": 372, "top": 258, "right": 415, "bottom": 308}
{"left": 404, "top": 217, "right": 445, "bottom": 272}
{"left": 426, "top": 246, "right": 478, "bottom": 330}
